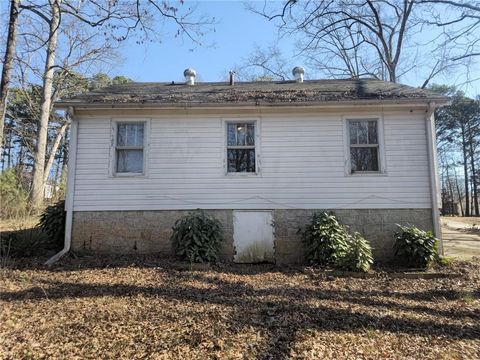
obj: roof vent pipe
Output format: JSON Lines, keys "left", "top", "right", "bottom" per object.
{"left": 292, "top": 66, "right": 305, "bottom": 83}
{"left": 229, "top": 70, "right": 236, "bottom": 86}
{"left": 184, "top": 68, "right": 196, "bottom": 85}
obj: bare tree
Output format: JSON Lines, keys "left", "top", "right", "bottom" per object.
{"left": 302, "top": 21, "right": 386, "bottom": 80}
{"left": 0, "top": 0, "right": 20, "bottom": 152}
{"left": 231, "top": 45, "right": 290, "bottom": 81}
{"left": 247, "top": 0, "right": 480, "bottom": 86}
{"left": 467, "top": 109, "right": 479, "bottom": 215}
{"left": 15, "top": 0, "right": 214, "bottom": 210}
{"left": 27, "top": 0, "right": 62, "bottom": 209}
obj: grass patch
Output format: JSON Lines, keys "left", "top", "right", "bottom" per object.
{"left": 436, "top": 256, "right": 455, "bottom": 267}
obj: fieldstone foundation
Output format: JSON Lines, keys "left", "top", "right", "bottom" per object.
{"left": 71, "top": 209, "right": 433, "bottom": 264}
{"left": 71, "top": 210, "right": 234, "bottom": 260}
{"left": 273, "top": 209, "right": 433, "bottom": 264}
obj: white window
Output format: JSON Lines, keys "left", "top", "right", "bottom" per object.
{"left": 348, "top": 119, "right": 380, "bottom": 173}
{"left": 226, "top": 122, "right": 256, "bottom": 173}
{"left": 115, "top": 122, "right": 145, "bottom": 174}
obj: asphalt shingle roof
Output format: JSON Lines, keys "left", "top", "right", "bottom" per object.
{"left": 57, "top": 79, "right": 449, "bottom": 107}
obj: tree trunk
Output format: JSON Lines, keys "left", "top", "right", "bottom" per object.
{"left": 461, "top": 124, "right": 470, "bottom": 216}
{"left": 30, "top": 0, "right": 61, "bottom": 210}
{"left": 445, "top": 163, "right": 455, "bottom": 215}
{"left": 453, "top": 165, "right": 464, "bottom": 216}
{"left": 60, "top": 129, "right": 68, "bottom": 193}
{"left": 53, "top": 158, "right": 60, "bottom": 198}
{"left": 468, "top": 129, "right": 479, "bottom": 216}
{"left": 471, "top": 160, "right": 479, "bottom": 216}
{"left": 472, "top": 178, "right": 475, "bottom": 215}
{"left": 43, "top": 121, "right": 68, "bottom": 183}
{"left": 6, "top": 128, "right": 12, "bottom": 168}
{"left": 448, "top": 176, "right": 455, "bottom": 215}
{"left": 388, "top": 64, "right": 396, "bottom": 83}
{"left": 441, "top": 163, "right": 446, "bottom": 213}
{"left": 17, "top": 143, "right": 24, "bottom": 172}
{"left": 0, "top": 0, "right": 20, "bottom": 151}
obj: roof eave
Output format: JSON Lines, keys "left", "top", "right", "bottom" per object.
{"left": 54, "top": 97, "right": 450, "bottom": 110}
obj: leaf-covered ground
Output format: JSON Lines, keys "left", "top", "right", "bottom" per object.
{"left": 1, "top": 257, "right": 479, "bottom": 359}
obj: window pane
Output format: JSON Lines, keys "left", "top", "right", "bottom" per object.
{"left": 126, "top": 124, "right": 135, "bottom": 146}
{"left": 117, "top": 124, "right": 127, "bottom": 146}
{"left": 236, "top": 123, "right": 246, "bottom": 146}
{"left": 135, "top": 124, "right": 144, "bottom": 146}
{"left": 350, "top": 147, "right": 379, "bottom": 172}
{"left": 368, "top": 121, "right": 378, "bottom": 144}
{"left": 117, "top": 149, "right": 143, "bottom": 173}
{"left": 349, "top": 121, "right": 359, "bottom": 144}
{"left": 246, "top": 123, "right": 255, "bottom": 146}
{"left": 117, "top": 123, "right": 144, "bottom": 146}
{"left": 227, "top": 124, "right": 236, "bottom": 146}
{"left": 227, "top": 149, "right": 255, "bottom": 172}
{"left": 357, "top": 121, "right": 368, "bottom": 144}
{"left": 349, "top": 120, "right": 378, "bottom": 145}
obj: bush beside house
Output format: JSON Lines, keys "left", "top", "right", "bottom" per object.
{"left": 394, "top": 224, "right": 438, "bottom": 268}
{"left": 299, "top": 212, "right": 374, "bottom": 272}
{"left": 170, "top": 210, "right": 224, "bottom": 263}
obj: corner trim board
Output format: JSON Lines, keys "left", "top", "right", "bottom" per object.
{"left": 425, "top": 101, "right": 442, "bottom": 254}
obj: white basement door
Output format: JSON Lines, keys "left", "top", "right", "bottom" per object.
{"left": 233, "top": 211, "right": 275, "bottom": 263}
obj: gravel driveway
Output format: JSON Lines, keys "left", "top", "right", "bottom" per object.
{"left": 441, "top": 217, "right": 480, "bottom": 260}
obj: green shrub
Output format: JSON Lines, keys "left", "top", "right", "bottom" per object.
{"left": 336, "top": 232, "right": 374, "bottom": 272}
{"left": 299, "top": 212, "right": 350, "bottom": 266}
{"left": 171, "top": 210, "right": 223, "bottom": 263}
{"left": 0, "top": 169, "right": 29, "bottom": 219}
{"left": 299, "top": 212, "right": 373, "bottom": 272}
{"left": 393, "top": 224, "right": 437, "bottom": 268}
{"left": 38, "top": 200, "right": 66, "bottom": 248}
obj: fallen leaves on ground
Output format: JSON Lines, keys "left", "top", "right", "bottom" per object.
{"left": 1, "top": 256, "right": 479, "bottom": 360}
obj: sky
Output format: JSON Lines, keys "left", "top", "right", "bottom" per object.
{"left": 117, "top": 1, "right": 285, "bottom": 83}
{"left": 0, "top": 0, "right": 477, "bottom": 96}
{"left": 113, "top": 1, "right": 479, "bottom": 97}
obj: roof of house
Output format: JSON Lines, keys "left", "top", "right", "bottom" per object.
{"left": 56, "top": 79, "right": 449, "bottom": 108}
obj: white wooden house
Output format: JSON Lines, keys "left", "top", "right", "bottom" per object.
{"left": 49, "top": 69, "right": 449, "bottom": 264}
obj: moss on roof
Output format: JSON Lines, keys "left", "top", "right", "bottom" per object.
{"left": 58, "top": 79, "right": 448, "bottom": 106}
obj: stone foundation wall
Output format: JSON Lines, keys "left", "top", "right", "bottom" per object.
{"left": 71, "top": 210, "right": 234, "bottom": 260}
{"left": 273, "top": 209, "right": 433, "bottom": 264}
{"left": 71, "top": 209, "right": 433, "bottom": 263}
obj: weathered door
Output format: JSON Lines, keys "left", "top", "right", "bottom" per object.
{"left": 233, "top": 211, "right": 274, "bottom": 263}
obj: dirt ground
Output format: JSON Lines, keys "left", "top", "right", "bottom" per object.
{"left": 441, "top": 217, "right": 480, "bottom": 260}
{"left": 1, "top": 256, "right": 479, "bottom": 360}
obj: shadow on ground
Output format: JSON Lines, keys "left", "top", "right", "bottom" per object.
{"left": 2, "top": 264, "right": 479, "bottom": 359}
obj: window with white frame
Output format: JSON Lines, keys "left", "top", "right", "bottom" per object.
{"left": 115, "top": 122, "right": 145, "bottom": 174}
{"left": 348, "top": 119, "right": 380, "bottom": 173}
{"left": 226, "top": 122, "right": 256, "bottom": 173}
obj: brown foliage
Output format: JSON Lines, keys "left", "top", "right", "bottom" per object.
{"left": 1, "top": 256, "right": 479, "bottom": 359}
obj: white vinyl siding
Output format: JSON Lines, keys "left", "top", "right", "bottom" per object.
{"left": 73, "top": 111, "right": 431, "bottom": 211}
